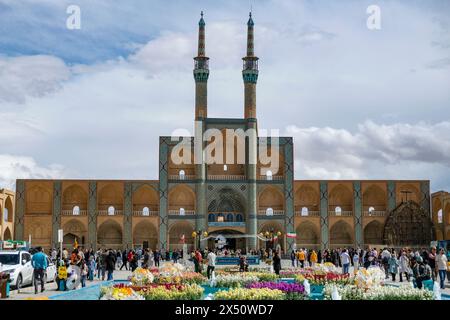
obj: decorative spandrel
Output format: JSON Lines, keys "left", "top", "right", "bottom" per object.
{"left": 383, "top": 200, "right": 435, "bottom": 246}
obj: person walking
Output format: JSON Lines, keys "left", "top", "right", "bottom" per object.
{"left": 436, "top": 248, "right": 448, "bottom": 289}
{"left": 31, "top": 247, "right": 48, "bottom": 294}
{"left": 290, "top": 250, "right": 296, "bottom": 267}
{"left": 142, "top": 249, "right": 150, "bottom": 269}
{"left": 428, "top": 247, "right": 437, "bottom": 281}
{"left": 388, "top": 251, "right": 399, "bottom": 281}
{"left": 80, "top": 259, "right": 88, "bottom": 287}
{"left": 310, "top": 250, "right": 318, "bottom": 268}
{"left": 273, "top": 252, "right": 281, "bottom": 275}
{"left": 340, "top": 249, "right": 351, "bottom": 274}
{"left": 88, "top": 255, "right": 95, "bottom": 281}
{"left": 120, "top": 250, "right": 128, "bottom": 271}
{"left": 154, "top": 250, "right": 161, "bottom": 267}
{"left": 105, "top": 250, "right": 116, "bottom": 281}
{"left": 399, "top": 250, "right": 410, "bottom": 282}
{"left": 207, "top": 250, "right": 216, "bottom": 279}
{"left": 353, "top": 252, "right": 360, "bottom": 274}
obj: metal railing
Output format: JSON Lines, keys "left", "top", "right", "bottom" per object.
{"left": 168, "top": 210, "right": 196, "bottom": 216}
{"left": 61, "top": 210, "right": 88, "bottom": 216}
{"left": 363, "top": 210, "right": 386, "bottom": 217}
{"left": 257, "top": 175, "right": 284, "bottom": 181}
{"left": 294, "top": 210, "right": 320, "bottom": 217}
{"left": 328, "top": 210, "right": 353, "bottom": 217}
{"left": 97, "top": 210, "right": 123, "bottom": 216}
{"left": 133, "top": 210, "right": 159, "bottom": 217}
{"left": 169, "top": 175, "right": 196, "bottom": 180}
{"left": 257, "top": 210, "right": 285, "bottom": 216}
{"left": 207, "top": 175, "right": 246, "bottom": 181}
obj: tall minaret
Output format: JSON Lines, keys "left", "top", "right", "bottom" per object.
{"left": 194, "top": 11, "right": 209, "bottom": 120}
{"left": 242, "top": 12, "right": 259, "bottom": 120}
{"left": 243, "top": 12, "right": 258, "bottom": 251}
{"left": 194, "top": 12, "right": 208, "bottom": 249}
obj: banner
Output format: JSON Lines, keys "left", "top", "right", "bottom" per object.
{"left": 286, "top": 232, "right": 296, "bottom": 239}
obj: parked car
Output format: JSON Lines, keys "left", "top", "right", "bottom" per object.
{"left": 0, "top": 250, "right": 33, "bottom": 289}
{"left": 0, "top": 250, "right": 57, "bottom": 289}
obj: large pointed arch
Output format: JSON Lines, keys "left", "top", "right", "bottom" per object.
{"left": 363, "top": 184, "right": 386, "bottom": 211}
{"left": 63, "top": 219, "right": 87, "bottom": 247}
{"left": 133, "top": 184, "right": 159, "bottom": 212}
{"left": 295, "top": 221, "right": 319, "bottom": 246}
{"left": 168, "top": 221, "right": 194, "bottom": 251}
{"left": 258, "top": 186, "right": 284, "bottom": 211}
{"left": 168, "top": 185, "right": 196, "bottom": 211}
{"left": 3, "top": 227, "right": 12, "bottom": 241}
{"left": 330, "top": 220, "right": 354, "bottom": 247}
{"left": 97, "top": 219, "right": 123, "bottom": 249}
{"left": 63, "top": 184, "right": 88, "bottom": 211}
{"left": 295, "top": 185, "right": 320, "bottom": 211}
{"left": 133, "top": 220, "right": 158, "bottom": 249}
{"left": 364, "top": 220, "right": 383, "bottom": 245}
{"left": 329, "top": 184, "right": 353, "bottom": 212}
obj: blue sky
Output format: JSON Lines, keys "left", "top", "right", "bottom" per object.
{"left": 0, "top": 0, "right": 449, "bottom": 191}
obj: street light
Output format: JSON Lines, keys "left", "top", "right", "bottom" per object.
{"left": 192, "top": 230, "right": 208, "bottom": 250}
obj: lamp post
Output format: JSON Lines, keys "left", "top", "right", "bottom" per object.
{"left": 192, "top": 230, "right": 208, "bottom": 251}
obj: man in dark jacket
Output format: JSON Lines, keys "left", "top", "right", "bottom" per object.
{"left": 105, "top": 250, "right": 116, "bottom": 281}
{"left": 120, "top": 250, "right": 128, "bottom": 270}
{"left": 154, "top": 250, "right": 161, "bottom": 267}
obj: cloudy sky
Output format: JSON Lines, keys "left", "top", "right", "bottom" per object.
{"left": 0, "top": 0, "right": 449, "bottom": 192}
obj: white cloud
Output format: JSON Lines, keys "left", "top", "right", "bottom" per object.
{"left": 287, "top": 121, "right": 450, "bottom": 191}
{"left": 0, "top": 55, "right": 71, "bottom": 104}
{"left": 0, "top": 154, "right": 66, "bottom": 190}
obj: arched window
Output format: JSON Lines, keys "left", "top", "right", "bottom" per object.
{"left": 3, "top": 208, "right": 8, "bottom": 222}
{"left": 226, "top": 213, "right": 234, "bottom": 222}
{"left": 266, "top": 170, "right": 273, "bottom": 181}
{"left": 73, "top": 206, "right": 80, "bottom": 216}
{"left": 179, "top": 208, "right": 185, "bottom": 216}
{"left": 438, "top": 209, "right": 443, "bottom": 224}
{"left": 335, "top": 206, "right": 342, "bottom": 216}
{"left": 301, "top": 207, "right": 309, "bottom": 216}
{"left": 236, "top": 214, "right": 243, "bottom": 222}
{"left": 179, "top": 170, "right": 185, "bottom": 180}
{"left": 208, "top": 213, "right": 215, "bottom": 222}
{"left": 108, "top": 206, "right": 115, "bottom": 216}
{"left": 143, "top": 207, "right": 150, "bottom": 216}
{"left": 266, "top": 208, "right": 274, "bottom": 216}
{"left": 223, "top": 165, "right": 228, "bottom": 171}
{"left": 368, "top": 207, "right": 375, "bottom": 216}
{"left": 217, "top": 214, "right": 224, "bottom": 222}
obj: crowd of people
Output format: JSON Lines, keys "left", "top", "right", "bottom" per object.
{"left": 24, "top": 244, "right": 448, "bottom": 295}
{"left": 288, "top": 246, "right": 449, "bottom": 289}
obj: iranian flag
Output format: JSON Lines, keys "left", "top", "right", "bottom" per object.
{"left": 273, "top": 235, "right": 278, "bottom": 241}
{"left": 286, "top": 232, "right": 296, "bottom": 238}
{"left": 180, "top": 234, "right": 185, "bottom": 244}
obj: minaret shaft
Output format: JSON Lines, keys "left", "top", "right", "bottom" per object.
{"left": 194, "top": 11, "right": 209, "bottom": 120}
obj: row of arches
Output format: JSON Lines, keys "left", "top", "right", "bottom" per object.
{"left": 61, "top": 219, "right": 159, "bottom": 249}
{"left": 295, "top": 220, "right": 384, "bottom": 246}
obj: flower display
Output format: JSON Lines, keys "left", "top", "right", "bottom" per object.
{"left": 215, "top": 288, "right": 285, "bottom": 300}
{"left": 295, "top": 271, "right": 350, "bottom": 286}
{"left": 100, "top": 286, "right": 145, "bottom": 300}
{"left": 154, "top": 272, "right": 207, "bottom": 285}
{"left": 323, "top": 283, "right": 433, "bottom": 300}
{"left": 130, "top": 267, "right": 154, "bottom": 286}
{"left": 246, "top": 281, "right": 307, "bottom": 300}
{"left": 215, "top": 273, "right": 259, "bottom": 288}
{"left": 139, "top": 283, "right": 204, "bottom": 300}
{"left": 353, "top": 267, "right": 385, "bottom": 289}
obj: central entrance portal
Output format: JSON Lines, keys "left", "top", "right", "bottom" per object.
{"left": 207, "top": 230, "right": 246, "bottom": 251}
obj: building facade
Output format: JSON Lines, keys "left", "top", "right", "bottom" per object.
{"left": 13, "top": 14, "right": 440, "bottom": 252}
{"left": 1, "top": 188, "right": 15, "bottom": 241}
